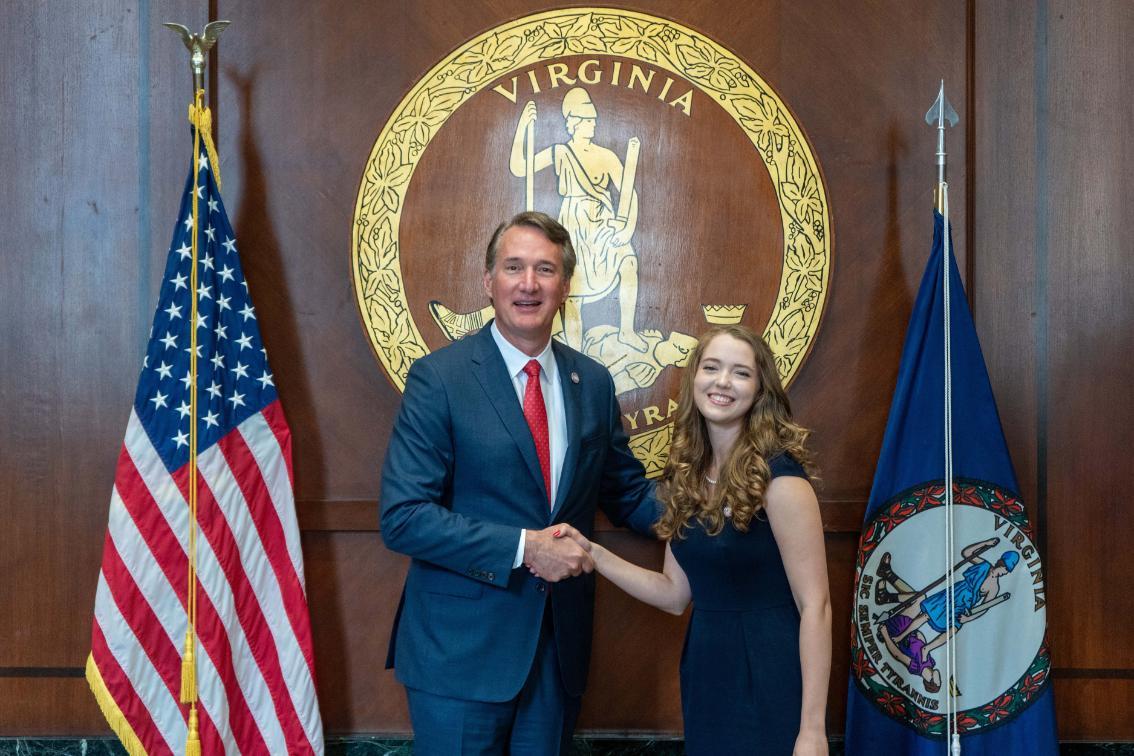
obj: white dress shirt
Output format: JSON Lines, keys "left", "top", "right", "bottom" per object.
{"left": 490, "top": 322, "right": 569, "bottom": 568}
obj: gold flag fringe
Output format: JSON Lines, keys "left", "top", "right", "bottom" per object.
{"left": 85, "top": 653, "right": 149, "bottom": 756}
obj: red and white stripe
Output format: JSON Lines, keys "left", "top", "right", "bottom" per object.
{"left": 89, "top": 400, "right": 323, "bottom": 754}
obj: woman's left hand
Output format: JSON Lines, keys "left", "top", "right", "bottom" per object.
{"left": 793, "top": 729, "right": 828, "bottom": 756}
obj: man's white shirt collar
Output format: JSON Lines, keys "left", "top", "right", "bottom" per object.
{"left": 490, "top": 322, "right": 558, "bottom": 383}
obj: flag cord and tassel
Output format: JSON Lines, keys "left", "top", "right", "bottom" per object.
{"left": 941, "top": 180, "right": 961, "bottom": 756}
{"left": 179, "top": 86, "right": 208, "bottom": 756}
{"left": 927, "top": 79, "right": 962, "bottom": 756}
{"left": 188, "top": 98, "right": 222, "bottom": 192}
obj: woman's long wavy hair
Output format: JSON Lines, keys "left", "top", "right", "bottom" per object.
{"left": 654, "top": 325, "right": 815, "bottom": 540}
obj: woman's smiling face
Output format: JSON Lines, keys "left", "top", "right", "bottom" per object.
{"left": 692, "top": 333, "right": 759, "bottom": 430}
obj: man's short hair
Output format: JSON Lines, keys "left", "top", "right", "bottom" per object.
{"left": 485, "top": 211, "right": 576, "bottom": 280}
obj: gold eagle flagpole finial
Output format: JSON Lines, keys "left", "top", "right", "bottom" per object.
{"left": 163, "top": 20, "right": 231, "bottom": 93}
{"left": 163, "top": 20, "right": 228, "bottom": 189}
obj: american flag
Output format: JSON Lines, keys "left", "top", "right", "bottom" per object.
{"left": 86, "top": 134, "right": 324, "bottom": 754}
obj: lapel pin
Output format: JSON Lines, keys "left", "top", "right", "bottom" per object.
{"left": 570, "top": 371, "right": 580, "bottom": 384}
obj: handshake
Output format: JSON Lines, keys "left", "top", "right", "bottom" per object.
{"left": 522, "top": 524, "right": 602, "bottom": 583}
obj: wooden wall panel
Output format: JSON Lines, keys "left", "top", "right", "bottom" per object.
{"left": 0, "top": 0, "right": 206, "bottom": 732}
{"left": 581, "top": 533, "right": 685, "bottom": 734}
{"left": 973, "top": 3, "right": 1040, "bottom": 524}
{"left": 772, "top": 0, "right": 968, "bottom": 506}
{"left": 1052, "top": 679, "right": 1134, "bottom": 741}
{"left": 974, "top": 0, "right": 1134, "bottom": 740}
{"left": 1043, "top": 1, "right": 1134, "bottom": 677}
{"left": 0, "top": 679, "right": 107, "bottom": 736}
{"left": 303, "top": 532, "right": 410, "bottom": 735}
{"left": 208, "top": 0, "right": 414, "bottom": 504}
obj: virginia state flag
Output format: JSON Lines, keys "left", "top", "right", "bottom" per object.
{"left": 844, "top": 211, "right": 1058, "bottom": 754}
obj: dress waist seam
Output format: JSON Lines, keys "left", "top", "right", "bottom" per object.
{"left": 691, "top": 598, "right": 796, "bottom": 613}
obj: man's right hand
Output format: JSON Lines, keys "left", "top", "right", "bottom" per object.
{"left": 523, "top": 524, "right": 593, "bottom": 582}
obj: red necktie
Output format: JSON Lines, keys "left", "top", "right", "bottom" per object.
{"left": 522, "top": 359, "right": 552, "bottom": 507}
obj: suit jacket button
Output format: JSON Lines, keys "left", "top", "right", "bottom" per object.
{"left": 536, "top": 582, "right": 546, "bottom": 593}
{"left": 487, "top": 572, "right": 496, "bottom": 581}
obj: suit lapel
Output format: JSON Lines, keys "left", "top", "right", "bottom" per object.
{"left": 470, "top": 326, "right": 546, "bottom": 502}
{"left": 552, "top": 342, "right": 582, "bottom": 518}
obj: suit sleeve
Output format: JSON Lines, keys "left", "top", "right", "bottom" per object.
{"left": 596, "top": 371, "right": 661, "bottom": 537}
{"left": 379, "top": 357, "right": 519, "bottom": 587}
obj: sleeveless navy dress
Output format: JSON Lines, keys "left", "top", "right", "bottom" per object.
{"left": 668, "top": 453, "right": 808, "bottom": 755}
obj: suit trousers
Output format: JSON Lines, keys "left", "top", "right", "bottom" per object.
{"left": 406, "top": 602, "right": 581, "bottom": 755}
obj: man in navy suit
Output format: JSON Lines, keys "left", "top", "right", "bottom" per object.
{"left": 381, "top": 211, "right": 657, "bottom": 754}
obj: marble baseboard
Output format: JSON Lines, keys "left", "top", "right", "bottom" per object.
{"left": 0, "top": 741, "right": 127, "bottom": 756}
{"left": 0, "top": 738, "right": 1131, "bottom": 754}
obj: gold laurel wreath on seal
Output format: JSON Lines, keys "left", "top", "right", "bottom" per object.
{"left": 351, "top": 8, "right": 832, "bottom": 476}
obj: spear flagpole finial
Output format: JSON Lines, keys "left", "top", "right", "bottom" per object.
{"left": 925, "top": 80, "right": 959, "bottom": 211}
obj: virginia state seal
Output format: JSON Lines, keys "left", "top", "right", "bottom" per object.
{"left": 850, "top": 479, "right": 1052, "bottom": 736}
{"left": 352, "top": 8, "right": 832, "bottom": 475}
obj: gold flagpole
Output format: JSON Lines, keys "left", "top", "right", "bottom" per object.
{"left": 163, "top": 21, "right": 230, "bottom": 756}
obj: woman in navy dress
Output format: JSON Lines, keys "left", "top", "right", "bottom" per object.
{"left": 569, "top": 325, "right": 831, "bottom": 755}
